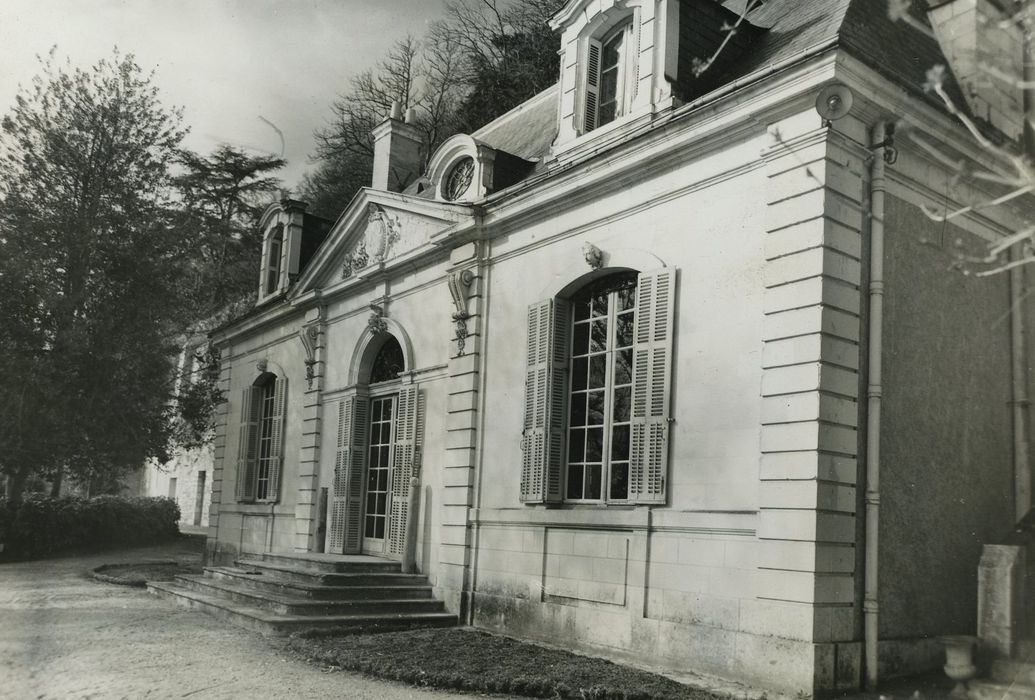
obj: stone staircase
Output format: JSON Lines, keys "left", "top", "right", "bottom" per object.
{"left": 147, "top": 551, "right": 456, "bottom": 636}
{"left": 971, "top": 640, "right": 1035, "bottom": 700}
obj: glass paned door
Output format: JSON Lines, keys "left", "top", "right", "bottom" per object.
{"left": 362, "top": 395, "right": 395, "bottom": 554}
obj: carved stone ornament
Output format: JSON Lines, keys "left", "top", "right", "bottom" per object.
{"left": 448, "top": 269, "right": 475, "bottom": 356}
{"left": 341, "top": 243, "right": 369, "bottom": 279}
{"left": 255, "top": 359, "right": 268, "bottom": 374}
{"left": 582, "top": 242, "right": 605, "bottom": 269}
{"left": 298, "top": 324, "right": 320, "bottom": 389}
{"left": 365, "top": 203, "right": 401, "bottom": 265}
{"left": 341, "top": 204, "right": 402, "bottom": 279}
{"left": 368, "top": 303, "right": 389, "bottom": 335}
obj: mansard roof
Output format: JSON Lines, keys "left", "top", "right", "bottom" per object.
{"left": 459, "top": 0, "right": 947, "bottom": 172}
{"left": 471, "top": 85, "right": 560, "bottom": 162}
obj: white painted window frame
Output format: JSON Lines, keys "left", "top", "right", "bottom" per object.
{"left": 578, "top": 11, "right": 639, "bottom": 136}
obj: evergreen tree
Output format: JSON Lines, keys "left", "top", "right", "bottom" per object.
{"left": 0, "top": 48, "right": 187, "bottom": 500}
{"left": 172, "top": 144, "right": 285, "bottom": 319}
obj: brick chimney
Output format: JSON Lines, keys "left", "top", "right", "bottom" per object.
{"left": 371, "top": 101, "right": 424, "bottom": 192}
{"left": 928, "top": 0, "right": 1025, "bottom": 141}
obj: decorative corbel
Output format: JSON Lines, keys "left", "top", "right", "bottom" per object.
{"left": 448, "top": 269, "right": 475, "bottom": 356}
{"left": 368, "top": 303, "right": 388, "bottom": 335}
{"left": 298, "top": 324, "right": 320, "bottom": 389}
{"left": 582, "top": 242, "right": 605, "bottom": 269}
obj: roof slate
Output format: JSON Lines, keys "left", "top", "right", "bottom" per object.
{"left": 471, "top": 85, "right": 560, "bottom": 161}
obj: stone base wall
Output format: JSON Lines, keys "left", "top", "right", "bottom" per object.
{"left": 205, "top": 509, "right": 297, "bottom": 565}
{"left": 469, "top": 516, "right": 859, "bottom": 696}
{"left": 472, "top": 590, "right": 859, "bottom": 696}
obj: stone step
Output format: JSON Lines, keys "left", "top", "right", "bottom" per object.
{"left": 970, "top": 680, "right": 1035, "bottom": 700}
{"left": 176, "top": 574, "right": 444, "bottom": 616}
{"left": 254, "top": 552, "right": 401, "bottom": 574}
{"left": 232, "top": 559, "right": 428, "bottom": 587}
{"left": 147, "top": 580, "right": 457, "bottom": 636}
{"left": 994, "top": 659, "right": 1035, "bottom": 686}
{"left": 206, "top": 567, "right": 434, "bottom": 600}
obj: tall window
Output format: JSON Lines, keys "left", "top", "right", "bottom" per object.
{"left": 236, "top": 374, "right": 286, "bottom": 503}
{"left": 255, "top": 378, "right": 278, "bottom": 501}
{"left": 364, "top": 396, "right": 393, "bottom": 541}
{"left": 521, "top": 267, "right": 675, "bottom": 507}
{"left": 584, "top": 21, "right": 634, "bottom": 133}
{"left": 566, "top": 272, "right": 636, "bottom": 501}
{"left": 265, "top": 227, "right": 283, "bottom": 295}
{"left": 597, "top": 30, "right": 624, "bottom": 127}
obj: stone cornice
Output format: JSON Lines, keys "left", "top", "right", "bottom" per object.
{"left": 434, "top": 52, "right": 840, "bottom": 249}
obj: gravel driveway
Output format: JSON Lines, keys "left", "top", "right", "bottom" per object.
{"left": 0, "top": 538, "right": 478, "bottom": 699}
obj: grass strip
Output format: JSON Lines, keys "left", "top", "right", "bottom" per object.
{"left": 289, "top": 627, "right": 718, "bottom": 699}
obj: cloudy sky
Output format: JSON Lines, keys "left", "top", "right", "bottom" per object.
{"left": 0, "top": 0, "right": 451, "bottom": 188}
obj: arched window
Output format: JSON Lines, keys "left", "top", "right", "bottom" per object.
{"left": 236, "top": 372, "right": 287, "bottom": 503}
{"left": 520, "top": 267, "right": 676, "bottom": 506}
{"left": 369, "top": 336, "right": 404, "bottom": 383}
{"left": 566, "top": 272, "right": 637, "bottom": 501}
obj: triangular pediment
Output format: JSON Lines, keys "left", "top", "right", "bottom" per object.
{"left": 293, "top": 188, "right": 473, "bottom": 295}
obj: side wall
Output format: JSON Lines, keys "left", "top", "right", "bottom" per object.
{"left": 208, "top": 321, "right": 308, "bottom": 563}
{"left": 877, "top": 194, "right": 1017, "bottom": 675}
{"left": 469, "top": 104, "right": 866, "bottom": 695}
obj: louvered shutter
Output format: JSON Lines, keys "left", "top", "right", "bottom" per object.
{"left": 328, "top": 399, "right": 351, "bottom": 552}
{"left": 521, "top": 300, "right": 568, "bottom": 503}
{"left": 344, "top": 395, "right": 369, "bottom": 554}
{"left": 630, "top": 267, "right": 676, "bottom": 504}
{"left": 389, "top": 385, "right": 422, "bottom": 556}
{"left": 628, "top": 22, "right": 640, "bottom": 104}
{"left": 235, "top": 386, "right": 260, "bottom": 501}
{"left": 262, "top": 377, "right": 287, "bottom": 502}
{"left": 583, "top": 39, "right": 602, "bottom": 133}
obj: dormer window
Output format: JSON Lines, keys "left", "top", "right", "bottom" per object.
{"left": 550, "top": 0, "right": 681, "bottom": 152}
{"left": 586, "top": 21, "right": 634, "bottom": 132}
{"left": 257, "top": 199, "right": 324, "bottom": 304}
{"left": 426, "top": 134, "right": 534, "bottom": 203}
{"left": 265, "top": 225, "right": 284, "bottom": 295}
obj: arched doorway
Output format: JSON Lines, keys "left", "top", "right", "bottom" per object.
{"left": 327, "top": 331, "right": 422, "bottom": 558}
{"left": 360, "top": 335, "right": 404, "bottom": 555}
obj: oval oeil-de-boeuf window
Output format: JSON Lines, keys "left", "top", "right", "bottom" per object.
{"left": 443, "top": 157, "right": 475, "bottom": 201}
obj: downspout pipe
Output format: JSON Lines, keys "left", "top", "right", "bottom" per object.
{"left": 1012, "top": 24, "right": 1034, "bottom": 523}
{"left": 1010, "top": 258, "right": 1031, "bottom": 521}
{"left": 864, "top": 121, "right": 888, "bottom": 692}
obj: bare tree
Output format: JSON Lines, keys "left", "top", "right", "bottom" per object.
{"left": 302, "top": 1, "right": 564, "bottom": 217}
{"left": 303, "top": 35, "right": 467, "bottom": 217}
{"left": 434, "top": 0, "right": 563, "bottom": 130}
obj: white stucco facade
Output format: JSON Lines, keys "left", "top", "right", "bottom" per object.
{"left": 202, "top": 1, "right": 1035, "bottom": 695}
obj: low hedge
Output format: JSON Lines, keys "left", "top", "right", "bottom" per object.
{"left": 0, "top": 495, "right": 180, "bottom": 560}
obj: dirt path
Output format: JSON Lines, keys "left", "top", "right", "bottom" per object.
{"left": 0, "top": 539, "right": 482, "bottom": 699}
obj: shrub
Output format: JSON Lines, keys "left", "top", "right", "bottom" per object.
{"left": 0, "top": 495, "right": 180, "bottom": 560}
